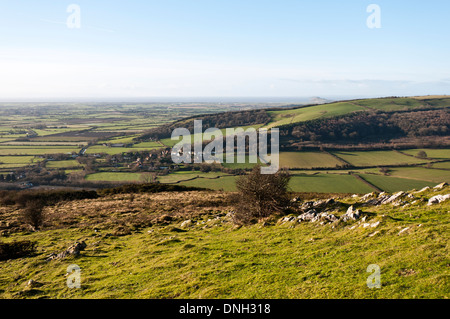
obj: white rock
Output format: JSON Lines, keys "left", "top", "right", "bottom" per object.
{"left": 427, "top": 194, "right": 450, "bottom": 206}
{"left": 382, "top": 191, "right": 406, "bottom": 205}
{"left": 361, "top": 192, "right": 375, "bottom": 201}
{"left": 180, "top": 220, "right": 193, "bottom": 228}
{"left": 433, "top": 182, "right": 448, "bottom": 190}
{"left": 371, "top": 221, "right": 381, "bottom": 228}
{"left": 415, "top": 186, "right": 430, "bottom": 194}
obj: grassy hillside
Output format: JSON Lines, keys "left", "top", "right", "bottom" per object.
{"left": 265, "top": 102, "right": 365, "bottom": 128}
{"left": 0, "top": 185, "right": 448, "bottom": 299}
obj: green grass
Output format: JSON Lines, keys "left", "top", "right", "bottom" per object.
{"left": 97, "top": 135, "right": 139, "bottom": 144}
{"left": 85, "top": 172, "right": 143, "bottom": 182}
{"left": 178, "top": 176, "right": 238, "bottom": 191}
{"left": 400, "top": 149, "right": 450, "bottom": 160}
{"left": 383, "top": 167, "right": 450, "bottom": 183}
{"left": 332, "top": 151, "right": 429, "bottom": 167}
{"left": 221, "top": 154, "right": 265, "bottom": 169}
{"left": 266, "top": 102, "right": 365, "bottom": 128}
{"left": 358, "top": 174, "right": 436, "bottom": 193}
{"left": 279, "top": 152, "right": 345, "bottom": 169}
{"left": 132, "top": 142, "right": 163, "bottom": 149}
{"left": 0, "top": 156, "right": 37, "bottom": 164}
{"left": 46, "top": 160, "right": 83, "bottom": 169}
{"left": 85, "top": 144, "right": 162, "bottom": 155}
{"left": 1, "top": 188, "right": 448, "bottom": 299}
{"left": 432, "top": 162, "right": 450, "bottom": 169}
{"left": 288, "top": 173, "right": 375, "bottom": 193}
{"left": 0, "top": 146, "right": 79, "bottom": 156}
{"left": 351, "top": 97, "right": 425, "bottom": 111}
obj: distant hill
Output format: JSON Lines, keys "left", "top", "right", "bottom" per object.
{"left": 138, "top": 96, "right": 450, "bottom": 150}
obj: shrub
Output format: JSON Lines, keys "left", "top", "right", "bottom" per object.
{"left": 417, "top": 150, "right": 428, "bottom": 159}
{"left": 233, "top": 165, "right": 291, "bottom": 224}
{"left": 20, "top": 200, "right": 45, "bottom": 230}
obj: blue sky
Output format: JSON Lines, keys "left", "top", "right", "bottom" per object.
{"left": 0, "top": 0, "right": 449, "bottom": 100}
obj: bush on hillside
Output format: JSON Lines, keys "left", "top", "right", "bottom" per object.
{"left": 233, "top": 165, "right": 291, "bottom": 224}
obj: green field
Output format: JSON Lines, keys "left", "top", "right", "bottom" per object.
{"left": 279, "top": 152, "right": 344, "bottom": 169}
{"left": 221, "top": 154, "right": 266, "bottom": 169}
{"left": 288, "top": 173, "right": 375, "bottom": 193}
{"left": 432, "top": 162, "right": 450, "bottom": 169}
{"left": 97, "top": 135, "right": 139, "bottom": 144}
{"left": 384, "top": 167, "right": 450, "bottom": 183}
{"left": 156, "top": 171, "right": 238, "bottom": 191}
{"left": 0, "top": 146, "right": 79, "bottom": 156}
{"left": 0, "top": 156, "right": 37, "bottom": 164}
{"left": 178, "top": 176, "right": 238, "bottom": 191}
{"left": 46, "top": 160, "right": 83, "bottom": 169}
{"left": 157, "top": 171, "right": 226, "bottom": 183}
{"left": 85, "top": 172, "right": 143, "bottom": 182}
{"left": 85, "top": 144, "right": 163, "bottom": 155}
{"left": 401, "top": 149, "right": 450, "bottom": 159}
{"left": 332, "top": 151, "right": 430, "bottom": 167}
{"left": 0, "top": 155, "right": 39, "bottom": 169}
{"left": 358, "top": 174, "right": 436, "bottom": 193}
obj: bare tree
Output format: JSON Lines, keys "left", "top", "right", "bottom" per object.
{"left": 140, "top": 172, "right": 157, "bottom": 184}
{"left": 233, "top": 165, "right": 291, "bottom": 224}
{"left": 20, "top": 200, "right": 45, "bottom": 230}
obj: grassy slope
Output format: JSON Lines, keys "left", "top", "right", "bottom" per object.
{"left": 0, "top": 187, "right": 448, "bottom": 299}
{"left": 263, "top": 96, "right": 450, "bottom": 129}
{"left": 265, "top": 102, "right": 365, "bottom": 128}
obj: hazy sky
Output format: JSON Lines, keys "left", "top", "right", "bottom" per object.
{"left": 1, "top": 0, "right": 449, "bottom": 100}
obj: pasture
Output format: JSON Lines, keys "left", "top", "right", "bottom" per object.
{"left": 358, "top": 174, "right": 436, "bottom": 193}
{"left": 288, "top": 173, "right": 375, "bottom": 194}
{"left": 332, "top": 150, "right": 430, "bottom": 167}
{"left": 85, "top": 172, "right": 143, "bottom": 182}
{"left": 279, "top": 151, "right": 344, "bottom": 169}
{"left": 400, "top": 149, "right": 450, "bottom": 159}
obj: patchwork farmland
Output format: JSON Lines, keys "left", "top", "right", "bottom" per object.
{"left": 0, "top": 97, "right": 449, "bottom": 194}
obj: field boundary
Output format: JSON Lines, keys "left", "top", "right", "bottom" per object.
{"left": 351, "top": 173, "right": 383, "bottom": 192}
{"left": 323, "top": 150, "right": 353, "bottom": 167}
{"left": 161, "top": 173, "right": 238, "bottom": 185}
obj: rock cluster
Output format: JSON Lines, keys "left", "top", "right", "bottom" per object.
{"left": 280, "top": 198, "right": 365, "bottom": 225}
{"left": 427, "top": 194, "right": 450, "bottom": 206}
{"left": 46, "top": 241, "right": 87, "bottom": 261}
